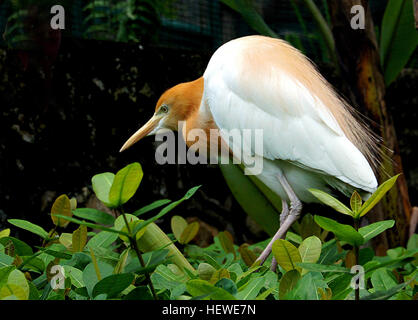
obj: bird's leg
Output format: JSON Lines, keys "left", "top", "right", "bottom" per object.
{"left": 280, "top": 200, "right": 289, "bottom": 226}
{"left": 256, "top": 172, "right": 302, "bottom": 266}
{"left": 270, "top": 200, "right": 289, "bottom": 271}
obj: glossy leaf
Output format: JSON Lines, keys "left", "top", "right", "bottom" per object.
{"left": 198, "top": 263, "right": 216, "bottom": 281}
{"left": 7, "top": 219, "right": 49, "bottom": 240}
{"left": 314, "top": 215, "right": 364, "bottom": 246}
{"left": 186, "top": 279, "right": 236, "bottom": 300}
{"left": 380, "top": 0, "right": 418, "bottom": 86}
{"left": 133, "top": 199, "right": 172, "bottom": 217}
{"left": 358, "top": 175, "right": 400, "bottom": 217}
{"left": 219, "top": 164, "right": 280, "bottom": 236}
{"left": 53, "top": 215, "right": 129, "bottom": 237}
{"left": 218, "top": 231, "right": 235, "bottom": 257}
{"left": 179, "top": 222, "right": 199, "bottom": 245}
{"left": 309, "top": 189, "right": 353, "bottom": 217}
{"left": 171, "top": 216, "right": 188, "bottom": 242}
{"left": 298, "top": 236, "right": 322, "bottom": 275}
{"left": 209, "top": 268, "right": 231, "bottom": 285}
{"left": 92, "top": 273, "right": 135, "bottom": 298}
{"left": 0, "top": 269, "right": 29, "bottom": 300}
{"left": 358, "top": 220, "right": 395, "bottom": 242}
{"left": 51, "top": 195, "right": 73, "bottom": 228}
{"left": 82, "top": 261, "right": 114, "bottom": 297}
{"left": 296, "top": 262, "right": 350, "bottom": 273}
{"left": 63, "top": 266, "right": 84, "bottom": 289}
{"left": 350, "top": 191, "right": 362, "bottom": 215}
{"left": 0, "top": 229, "right": 10, "bottom": 239}
{"left": 72, "top": 225, "right": 87, "bottom": 253}
{"left": 239, "top": 244, "right": 257, "bottom": 267}
{"left": 272, "top": 239, "right": 302, "bottom": 272}
{"left": 72, "top": 208, "right": 115, "bottom": 225}
{"left": 92, "top": 172, "right": 115, "bottom": 207}
{"left": 236, "top": 277, "right": 265, "bottom": 300}
{"left": 109, "top": 162, "right": 143, "bottom": 207}
{"left": 279, "top": 270, "right": 301, "bottom": 300}
{"left": 87, "top": 231, "right": 118, "bottom": 249}
{"left": 371, "top": 268, "right": 398, "bottom": 292}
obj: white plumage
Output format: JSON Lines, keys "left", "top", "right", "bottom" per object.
{"left": 201, "top": 35, "right": 377, "bottom": 203}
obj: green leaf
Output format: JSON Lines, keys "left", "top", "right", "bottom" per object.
{"left": 198, "top": 263, "right": 216, "bottom": 281}
{"left": 358, "top": 175, "right": 400, "bottom": 217}
{"left": 133, "top": 199, "right": 172, "bottom": 217}
{"left": 87, "top": 231, "right": 118, "bottom": 249}
{"left": 123, "top": 286, "right": 153, "bottom": 300}
{"left": 0, "top": 266, "right": 15, "bottom": 288}
{"left": 0, "top": 237, "right": 33, "bottom": 256}
{"left": 239, "top": 244, "right": 257, "bottom": 267}
{"left": 236, "top": 277, "right": 265, "bottom": 300}
{"left": 72, "top": 208, "right": 115, "bottom": 225}
{"left": 279, "top": 269, "right": 301, "bottom": 300}
{"left": 309, "top": 189, "right": 353, "bottom": 217}
{"left": 82, "top": 261, "right": 114, "bottom": 298}
{"left": 358, "top": 220, "right": 395, "bottom": 242}
{"left": 92, "top": 172, "right": 115, "bottom": 207}
{"left": 219, "top": 164, "right": 280, "bottom": 236}
{"left": 217, "top": 231, "right": 235, "bottom": 256}
{"left": 186, "top": 279, "right": 236, "bottom": 300}
{"left": 92, "top": 273, "right": 135, "bottom": 298}
{"left": 63, "top": 266, "right": 84, "bottom": 289}
{"left": 171, "top": 215, "right": 188, "bottom": 242}
{"left": 298, "top": 236, "right": 322, "bottom": 264}
{"left": 72, "top": 225, "right": 87, "bottom": 253}
{"left": 350, "top": 191, "right": 362, "bottom": 214}
{"left": 272, "top": 239, "right": 302, "bottom": 272}
{"left": 296, "top": 262, "right": 350, "bottom": 273}
{"left": 53, "top": 215, "right": 129, "bottom": 237}
{"left": 314, "top": 215, "right": 364, "bottom": 246}
{"left": 286, "top": 272, "right": 327, "bottom": 300}
{"left": 215, "top": 278, "right": 237, "bottom": 296}
{"left": 407, "top": 234, "right": 418, "bottom": 251}
{"left": 109, "top": 163, "right": 143, "bottom": 207}
{"left": 0, "top": 269, "right": 29, "bottom": 300}
{"left": 380, "top": 0, "right": 418, "bottom": 86}
{"left": 7, "top": 219, "right": 49, "bottom": 240}
{"left": 179, "top": 222, "right": 199, "bottom": 245}
{"left": 0, "top": 229, "right": 10, "bottom": 239}
{"left": 298, "top": 236, "right": 322, "bottom": 274}
{"left": 371, "top": 268, "right": 398, "bottom": 292}
{"left": 20, "top": 256, "right": 44, "bottom": 273}
{"left": 51, "top": 195, "right": 73, "bottom": 228}
{"left": 361, "top": 280, "right": 412, "bottom": 300}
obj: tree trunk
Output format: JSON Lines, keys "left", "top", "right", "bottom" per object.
{"left": 327, "top": 0, "right": 412, "bottom": 254}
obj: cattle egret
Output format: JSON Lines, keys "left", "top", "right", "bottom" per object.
{"left": 120, "top": 36, "right": 379, "bottom": 267}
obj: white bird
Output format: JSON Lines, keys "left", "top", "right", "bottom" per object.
{"left": 120, "top": 35, "right": 378, "bottom": 266}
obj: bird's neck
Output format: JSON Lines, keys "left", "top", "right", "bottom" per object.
{"left": 179, "top": 77, "right": 218, "bottom": 148}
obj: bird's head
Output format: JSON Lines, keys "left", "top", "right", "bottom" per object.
{"left": 120, "top": 77, "right": 203, "bottom": 152}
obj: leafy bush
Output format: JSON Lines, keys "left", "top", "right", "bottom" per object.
{"left": 0, "top": 163, "right": 416, "bottom": 300}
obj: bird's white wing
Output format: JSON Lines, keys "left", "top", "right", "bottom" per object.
{"left": 202, "top": 36, "right": 377, "bottom": 192}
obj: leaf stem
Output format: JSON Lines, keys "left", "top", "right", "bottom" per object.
{"left": 120, "top": 208, "right": 158, "bottom": 300}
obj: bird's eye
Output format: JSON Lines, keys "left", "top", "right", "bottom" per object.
{"left": 160, "top": 105, "right": 169, "bottom": 113}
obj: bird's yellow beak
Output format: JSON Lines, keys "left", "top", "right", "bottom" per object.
{"left": 119, "top": 116, "right": 160, "bottom": 152}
